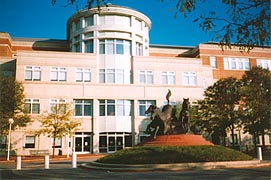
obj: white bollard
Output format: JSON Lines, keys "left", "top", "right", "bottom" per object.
{"left": 257, "top": 146, "right": 262, "bottom": 160}
{"left": 44, "top": 155, "right": 50, "bottom": 169}
{"left": 72, "top": 152, "right": 77, "bottom": 168}
{"left": 16, "top": 156, "right": 21, "bottom": 170}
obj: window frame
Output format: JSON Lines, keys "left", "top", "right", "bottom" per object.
{"left": 74, "top": 99, "right": 93, "bottom": 116}
{"left": 138, "top": 100, "right": 155, "bottom": 116}
{"left": 182, "top": 72, "right": 197, "bottom": 86}
{"left": 25, "top": 136, "right": 35, "bottom": 148}
{"left": 162, "top": 71, "right": 175, "bottom": 85}
{"left": 24, "top": 66, "right": 41, "bottom": 81}
{"left": 223, "top": 57, "right": 250, "bottom": 70}
{"left": 76, "top": 68, "right": 91, "bottom": 82}
{"left": 50, "top": 67, "right": 67, "bottom": 82}
{"left": 24, "top": 98, "right": 40, "bottom": 114}
{"left": 139, "top": 70, "right": 153, "bottom": 84}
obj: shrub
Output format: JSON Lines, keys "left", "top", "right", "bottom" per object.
{"left": 96, "top": 145, "right": 253, "bottom": 164}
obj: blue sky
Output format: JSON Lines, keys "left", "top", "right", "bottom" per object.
{"left": 0, "top": 0, "right": 216, "bottom": 46}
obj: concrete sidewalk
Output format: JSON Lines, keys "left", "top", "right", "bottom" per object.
{"left": 0, "top": 154, "right": 106, "bottom": 163}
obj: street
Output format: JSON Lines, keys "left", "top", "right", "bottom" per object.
{"left": 0, "top": 166, "right": 270, "bottom": 180}
{"left": 0, "top": 157, "right": 270, "bottom": 180}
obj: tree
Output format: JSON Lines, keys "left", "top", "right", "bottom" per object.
{"left": 36, "top": 102, "right": 81, "bottom": 157}
{"left": 51, "top": 0, "right": 270, "bottom": 51}
{"left": 239, "top": 67, "right": 271, "bottom": 151}
{"left": 0, "top": 77, "right": 31, "bottom": 135}
{"left": 195, "top": 77, "right": 241, "bottom": 146}
{"left": 171, "top": 0, "right": 270, "bottom": 51}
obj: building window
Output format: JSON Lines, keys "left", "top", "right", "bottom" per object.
{"left": 182, "top": 72, "right": 197, "bottom": 86}
{"left": 139, "top": 70, "right": 153, "bottom": 84}
{"left": 257, "top": 59, "right": 271, "bottom": 70}
{"left": 24, "top": 66, "right": 41, "bottom": 81}
{"left": 136, "top": 42, "right": 143, "bottom": 56}
{"left": 210, "top": 56, "right": 217, "bottom": 69}
{"left": 52, "top": 137, "right": 62, "bottom": 148}
{"left": 99, "top": 100, "right": 115, "bottom": 116}
{"left": 50, "top": 99, "right": 66, "bottom": 113}
{"left": 51, "top": 67, "right": 67, "bottom": 82}
{"left": 138, "top": 100, "right": 155, "bottom": 116}
{"left": 75, "top": 20, "right": 81, "bottom": 30}
{"left": 99, "top": 100, "right": 132, "bottom": 116}
{"left": 84, "top": 40, "right": 94, "bottom": 53}
{"left": 23, "top": 99, "right": 40, "bottom": 114}
{"left": 0, "top": 136, "right": 7, "bottom": 148}
{"left": 162, "top": 71, "right": 175, "bottom": 85}
{"left": 116, "top": 100, "right": 132, "bottom": 116}
{"left": 74, "top": 99, "right": 93, "bottom": 116}
{"left": 74, "top": 43, "right": 81, "bottom": 52}
{"left": 99, "top": 69, "right": 124, "bottom": 83}
{"left": 76, "top": 68, "right": 91, "bottom": 82}
{"left": 224, "top": 57, "right": 250, "bottom": 70}
{"left": 85, "top": 16, "right": 93, "bottom": 27}
{"left": 99, "top": 39, "right": 131, "bottom": 55}
{"left": 25, "top": 136, "right": 35, "bottom": 148}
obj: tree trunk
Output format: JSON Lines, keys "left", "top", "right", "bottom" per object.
{"left": 53, "top": 136, "right": 56, "bottom": 158}
{"left": 261, "top": 130, "right": 266, "bottom": 151}
{"left": 253, "top": 132, "right": 258, "bottom": 155}
{"left": 231, "top": 124, "right": 235, "bottom": 148}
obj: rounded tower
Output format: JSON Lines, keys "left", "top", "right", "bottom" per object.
{"left": 67, "top": 5, "right": 151, "bottom": 84}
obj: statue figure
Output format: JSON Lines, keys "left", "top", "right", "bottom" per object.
{"left": 179, "top": 98, "right": 190, "bottom": 133}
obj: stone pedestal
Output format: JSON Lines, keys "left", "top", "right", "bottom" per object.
{"left": 141, "top": 134, "right": 213, "bottom": 146}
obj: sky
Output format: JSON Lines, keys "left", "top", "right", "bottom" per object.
{"left": 0, "top": 0, "right": 219, "bottom": 47}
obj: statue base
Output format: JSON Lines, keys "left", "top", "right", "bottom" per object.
{"left": 141, "top": 134, "right": 213, "bottom": 146}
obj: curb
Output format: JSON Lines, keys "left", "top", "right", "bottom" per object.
{"left": 81, "top": 160, "right": 271, "bottom": 172}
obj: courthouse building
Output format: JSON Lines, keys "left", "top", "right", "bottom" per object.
{"left": 0, "top": 5, "right": 270, "bottom": 155}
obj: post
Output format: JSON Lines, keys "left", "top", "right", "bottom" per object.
{"left": 7, "top": 118, "right": 14, "bottom": 161}
{"left": 16, "top": 156, "right": 21, "bottom": 170}
{"left": 45, "top": 155, "right": 50, "bottom": 169}
{"left": 257, "top": 146, "right": 262, "bottom": 160}
{"left": 66, "top": 132, "right": 69, "bottom": 158}
{"left": 72, "top": 152, "right": 77, "bottom": 168}
{"left": 238, "top": 129, "right": 242, "bottom": 152}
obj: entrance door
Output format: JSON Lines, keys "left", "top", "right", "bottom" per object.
{"left": 75, "top": 137, "right": 82, "bottom": 152}
{"left": 108, "top": 136, "right": 123, "bottom": 153}
{"left": 74, "top": 132, "right": 92, "bottom": 153}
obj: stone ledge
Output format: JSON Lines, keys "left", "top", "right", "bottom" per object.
{"left": 81, "top": 160, "right": 271, "bottom": 171}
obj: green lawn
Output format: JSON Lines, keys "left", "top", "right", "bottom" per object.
{"left": 96, "top": 145, "right": 253, "bottom": 164}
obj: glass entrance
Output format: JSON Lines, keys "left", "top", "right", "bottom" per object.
{"left": 99, "top": 132, "right": 132, "bottom": 153}
{"left": 74, "top": 132, "right": 92, "bottom": 153}
{"left": 108, "top": 136, "right": 123, "bottom": 153}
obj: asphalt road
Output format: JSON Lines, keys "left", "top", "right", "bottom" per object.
{"left": 1, "top": 166, "right": 270, "bottom": 180}
{"left": 0, "top": 157, "right": 270, "bottom": 180}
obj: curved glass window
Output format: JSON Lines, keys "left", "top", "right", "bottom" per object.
{"left": 99, "top": 39, "right": 131, "bottom": 55}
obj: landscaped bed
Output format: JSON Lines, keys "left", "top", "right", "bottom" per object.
{"left": 96, "top": 145, "right": 253, "bottom": 164}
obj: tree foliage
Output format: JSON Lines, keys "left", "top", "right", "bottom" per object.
{"left": 194, "top": 67, "right": 270, "bottom": 148}
{"left": 51, "top": 0, "right": 270, "bottom": 51}
{"left": 239, "top": 67, "right": 271, "bottom": 149}
{"left": 0, "top": 77, "right": 31, "bottom": 135}
{"left": 171, "top": 0, "right": 270, "bottom": 51}
{"left": 36, "top": 102, "right": 81, "bottom": 157}
{"left": 195, "top": 77, "right": 241, "bottom": 145}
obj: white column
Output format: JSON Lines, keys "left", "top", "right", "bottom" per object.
{"left": 44, "top": 155, "right": 49, "bottom": 169}
{"left": 16, "top": 156, "right": 21, "bottom": 170}
{"left": 257, "top": 146, "right": 262, "bottom": 160}
{"left": 92, "top": 99, "right": 100, "bottom": 153}
{"left": 72, "top": 152, "right": 77, "bottom": 168}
